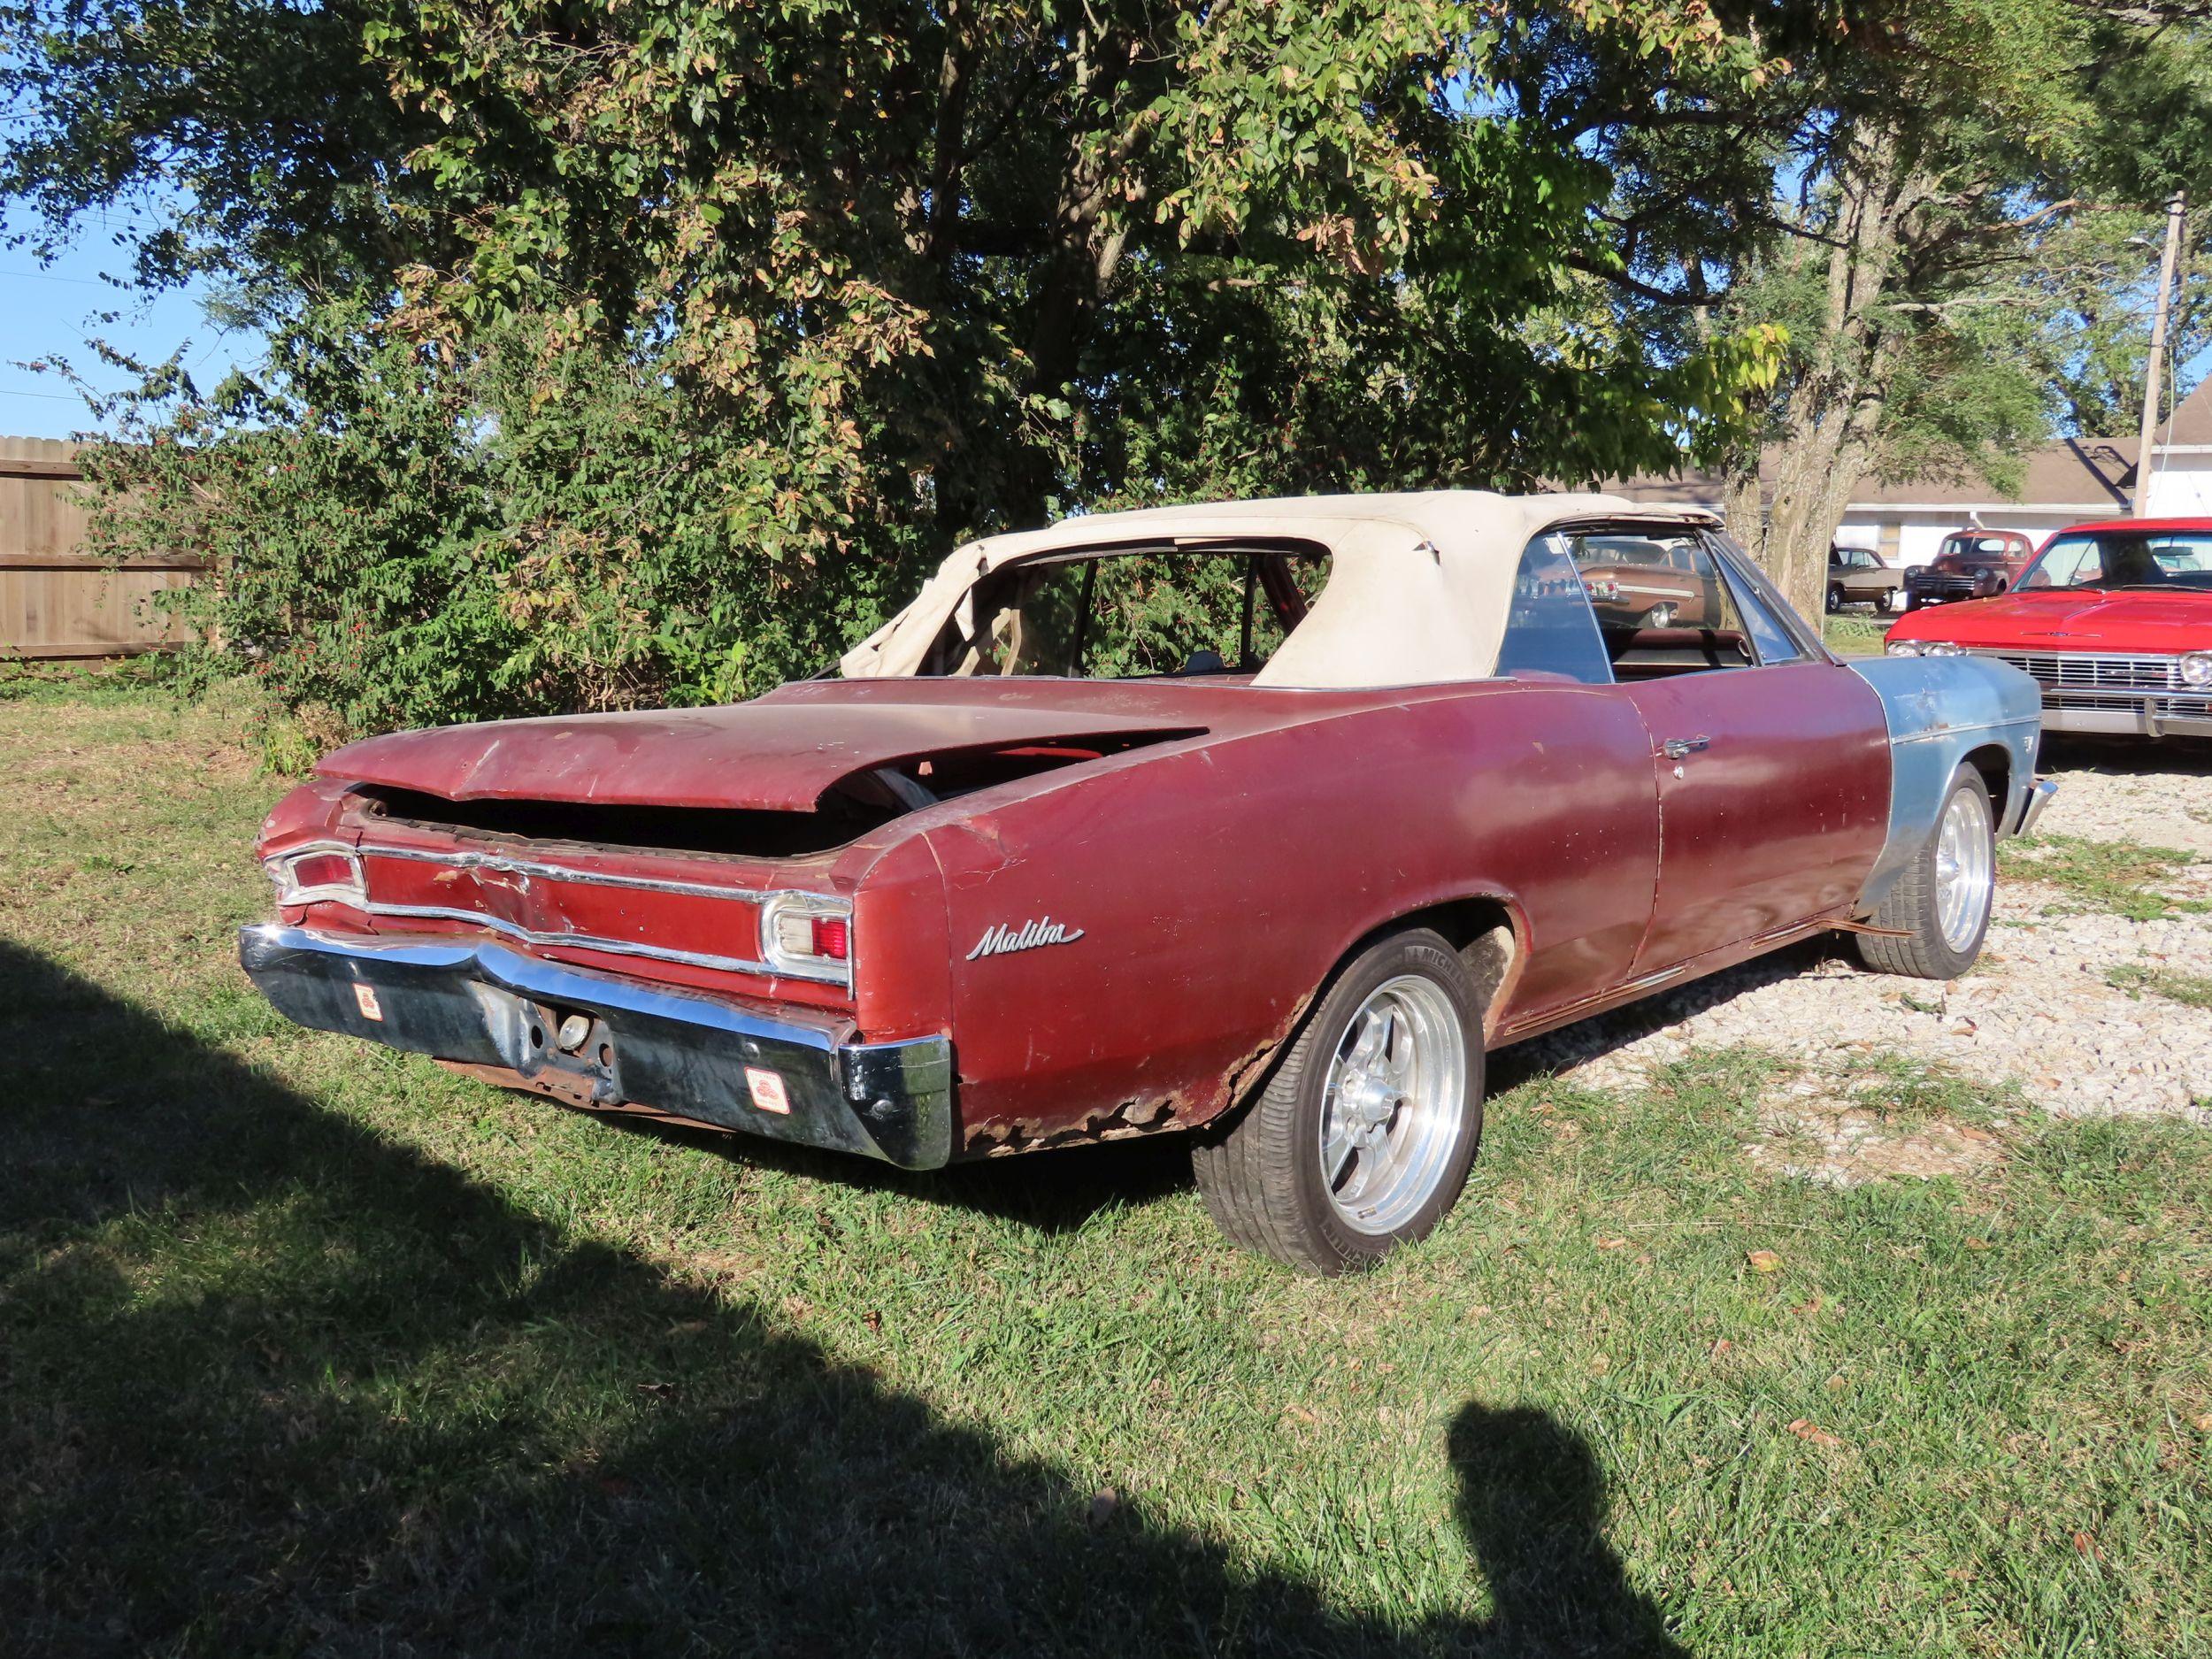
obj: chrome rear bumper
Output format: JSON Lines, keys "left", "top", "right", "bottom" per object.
{"left": 238, "top": 925, "right": 953, "bottom": 1168}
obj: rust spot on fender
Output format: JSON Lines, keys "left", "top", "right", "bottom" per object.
{"left": 1217, "top": 989, "right": 1315, "bottom": 1112}
{"left": 964, "top": 1094, "right": 1183, "bottom": 1156}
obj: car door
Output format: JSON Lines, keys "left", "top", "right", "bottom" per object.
{"left": 1613, "top": 533, "right": 1892, "bottom": 975}
{"left": 1489, "top": 532, "right": 1663, "bottom": 1015}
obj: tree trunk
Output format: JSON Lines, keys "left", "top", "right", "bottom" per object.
{"left": 1750, "top": 123, "right": 1921, "bottom": 624}
{"left": 1720, "top": 457, "right": 1765, "bottom": 563}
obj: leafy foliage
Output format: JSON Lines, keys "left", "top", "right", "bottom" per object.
{"left": 1567, "top": 0, "right": 2212, "bottom": 614}
{"left": 3, "top": 0, "right": 1793, "bottom": 741}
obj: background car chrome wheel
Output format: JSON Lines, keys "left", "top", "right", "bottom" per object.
{"left": 1316, "top": 976, "right": 1468, "bottom": 1236}
{"left": 1856, "top": 763, "right": 1996, "bottom": 980}
{"left": 1645, "top": 602, "right": 1677, "bottom": 627}
{"left": 1193, "top": 928, "right": 1483, "bottom": 1275}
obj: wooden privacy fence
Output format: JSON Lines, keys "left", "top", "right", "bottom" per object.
{"left": 1, "top": 436, "right": 205, "bottom": 659}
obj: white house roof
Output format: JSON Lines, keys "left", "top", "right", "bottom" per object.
{"left": 839, "top": 490, "right": 1716, "bottom": 687}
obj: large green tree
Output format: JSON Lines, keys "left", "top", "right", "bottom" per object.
{"left": 4, "top": 0, "right": 1807, "bottom": 735}
{"left": 1564, "top": 0, "right": 2212, "bottom": 616}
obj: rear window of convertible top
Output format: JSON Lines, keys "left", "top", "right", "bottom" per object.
{"left": 916, "top": 543, "right": 1332, "bottom": 680}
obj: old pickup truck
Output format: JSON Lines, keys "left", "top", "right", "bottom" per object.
{"left": 241, "top": 493, "right": 2050, "bottom": 1274}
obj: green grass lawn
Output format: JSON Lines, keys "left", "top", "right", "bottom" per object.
{"left": 3, "top": 685, "right": 2208, "bottom": 1656}
{"left": 1822, "top": 612, "right": 1893, "bottom": 657}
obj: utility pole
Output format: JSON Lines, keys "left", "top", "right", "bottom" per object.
{"left": 2135, "top": 189, "right": 2186, "bottom": 518}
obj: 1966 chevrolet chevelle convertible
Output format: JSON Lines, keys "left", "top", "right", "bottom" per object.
{"left": 242, "top": 493, "right": 2052, "bottom": 1273}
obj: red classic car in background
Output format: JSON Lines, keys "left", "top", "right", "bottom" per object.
{"left": 1903, "top": 528, "right": 2038, "bottom": 611}
{"left": 1886, "top": 517, "right": 2212, "bottom": 741}
{"left": 242, "top": 494, "right": 2047, "bottom": 1275}
{"left": 1571, "top": 533, "right": 1717, "bottom": 628}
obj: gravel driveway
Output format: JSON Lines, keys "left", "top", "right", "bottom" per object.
{"left": 1509, "top": 739, "right": 2212, "bottom": 1132}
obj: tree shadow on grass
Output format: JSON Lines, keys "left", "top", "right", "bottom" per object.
{"left": 586, "top": 1103, "right": 1200, "bottom": 1237}
{"left": 0, "top": 938, "right": 1688, "bottom": 1657}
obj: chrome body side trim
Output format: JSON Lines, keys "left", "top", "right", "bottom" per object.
{"left": 321, "top": 840, "right": 854, "bottom": 987}
{"left": 358, "top": 840, "right": 781, "bottom": 903}
{"left": 321, "top": 898, "right": 788, "bottom": 980}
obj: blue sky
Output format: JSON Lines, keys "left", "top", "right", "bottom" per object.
{"left": 0, "top": 216, "right": 261, "bottom": 441}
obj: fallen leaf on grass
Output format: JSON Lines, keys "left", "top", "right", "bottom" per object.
{"left": 1786, "top": 1418, "right": 1843, "bottom": 1449}
{"left": 1747, "top": 1250, "right": 1781, "bottom": 1273}
{"left": 1283, "top": 1404, "right": 1317, "bottom": 1425}
{"left": 1709, "top": 1339, "right": 1732, "bottom": 1357}
{"left": 2194, "top": 1413, "right": 2212, "bottom": 1433}
{"left": 2072, "top": 1531, "right": 2101, "bottom": 1559}
{"left": 1594, "top": 1235, "right": 1628, "bottom": 1250}
{"left": 1087, "top": 1488, "right": 1119, "bottom": 1528}
{"left": 1791, "top": 1294, "right": 1823, "bottom": 1315}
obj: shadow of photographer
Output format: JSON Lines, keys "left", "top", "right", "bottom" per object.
{"left": 1, "top": 937, "right": 1687, "bottom": 1656}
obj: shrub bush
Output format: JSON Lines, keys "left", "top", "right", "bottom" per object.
{"left": 88, "top": 307, "right": 939, "bottom": 757}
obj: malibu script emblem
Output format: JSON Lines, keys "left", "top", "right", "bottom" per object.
{"left": 966, "top": 917, "right": 1085, "bottom": 961}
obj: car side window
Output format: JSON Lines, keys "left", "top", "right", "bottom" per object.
{"left": 1724, "top": 577, "right": 1804, "bottom": 664}
{"left": 1495, "top": 534, "right": 1614, "bottom": 686}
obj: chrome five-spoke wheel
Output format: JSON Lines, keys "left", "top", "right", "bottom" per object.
{"left": 1856, "top": 763, "right": 1995, "bottom": 980}
{"left": 1191, "top": 926, "right": 1484, "bottom": 1275}
{"left": 1317, "top": 976, "right": 1469, "bottom": 1236}
{"left": 1933, "top": 785, "right": 1994, "bottom": 952}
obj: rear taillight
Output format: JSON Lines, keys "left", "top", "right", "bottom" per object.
{"left": 810, "top": 916, "right": 849, "bottom": 960}
{"left": 760, "top": 893, "right": 855, "bottom": 983}
{"left": 266, "top": 844, "right": 365, "bottom": 906}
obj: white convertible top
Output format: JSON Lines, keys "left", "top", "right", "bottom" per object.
{"left": 839, "top": 490, "right": 1719, "bottom": 688}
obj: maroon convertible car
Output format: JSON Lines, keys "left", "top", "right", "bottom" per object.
{"left": 242, "top": 494, "right": 2047, "bottom": 1273}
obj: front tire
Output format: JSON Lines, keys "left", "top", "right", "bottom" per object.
{"left": 1856, "top": 765, "right": 1996, "bottom": 979}
{"left": 1644, "top": 602, "right": 1678, "bottom": 628}
{"left": 1192, "top": 929, "right": 1483, "bottom": 1275}
{"left": 1828, "top": 582, "right": 1846, "bottom": 614}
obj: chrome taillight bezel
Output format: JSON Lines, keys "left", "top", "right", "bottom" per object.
{"left": 757, "top": 890, "right": 855, "bottom": 987}
{"left": 265, "top": 841, "right": 367, "bottom": 907}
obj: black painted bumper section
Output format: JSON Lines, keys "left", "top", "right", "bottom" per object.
{"left": 238, "top": 925, "right": 953, "bottom": 1169}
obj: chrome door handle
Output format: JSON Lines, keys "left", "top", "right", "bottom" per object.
{"left": 1661, "top": 734, "right": 1711, "bottom": 759}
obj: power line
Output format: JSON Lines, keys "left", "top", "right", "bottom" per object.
{"left": 0, "top": 266, "right": 117, "bottom": 286}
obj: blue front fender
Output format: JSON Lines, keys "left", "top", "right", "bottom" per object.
{"left": 1848, "top": 655, "right": 2044, "bottom": 914}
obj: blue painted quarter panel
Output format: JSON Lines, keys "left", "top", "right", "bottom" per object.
{"left": 1847, "top": 656, "right": 2043, "bottom": 912}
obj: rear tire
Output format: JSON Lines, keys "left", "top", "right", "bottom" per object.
{"left": 1192, "top": 929, "right": 1483, "bottom": 1276}
{"left": 1856, "top": 764, "right": 1996, "bottom": 979}
{"left": 1827, "top": 582, "right": 1846, "bottom": 613}
{"left": 1644, "top": 602, "right": 1677, "bottom": 628}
